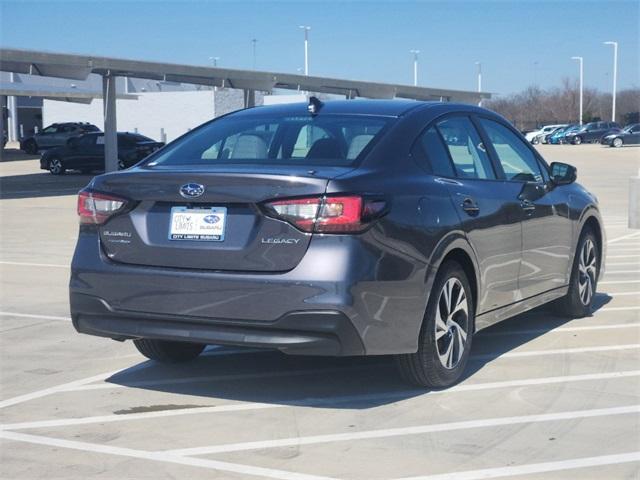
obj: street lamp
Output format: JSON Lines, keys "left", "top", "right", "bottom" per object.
{"left": 571, "top": 56, "right": 584, "bottom": 125}
{"left": 209, "top": 56, "right": 219, "bottom": 67}
{"left": 299, "top": 26, "right": 311, "bottom": 75}
{"left": 604, "top": 41, "right": 618, "bottom": 122}
{"left": 475, "top": 62, "right": 482, "bottom": 106}
{"left": 410, "top": 49, "right": 420, "bottom": 86}
{"left": 251, "top": 39, "right": 257, "bottom": 70}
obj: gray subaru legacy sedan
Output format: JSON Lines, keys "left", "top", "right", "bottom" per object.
{"left": 70, "top": 99, "right": 605, "bottom": 388}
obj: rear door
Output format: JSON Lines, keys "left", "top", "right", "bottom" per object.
{"left": 65, "top": 134, "right": 96, "bottom": 168}
{"left": 433, "top": 115, "right": 523, "bottom": 314}
{"left": 476, "top": 116, "right": 573, "bottom": 298}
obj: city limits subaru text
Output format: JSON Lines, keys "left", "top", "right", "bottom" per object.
{"left": 70, "top": 99, "right": 605, "bottom": 387}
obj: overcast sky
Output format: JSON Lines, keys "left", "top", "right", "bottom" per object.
{"left": 1, "top": 0, "right": 637, "bottom": 96}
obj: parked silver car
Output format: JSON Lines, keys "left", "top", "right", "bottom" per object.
{"left": 20, "top": 122, "right": 100, "bottom": 154}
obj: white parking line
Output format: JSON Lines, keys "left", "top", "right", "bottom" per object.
{"left": 471, "top": 344, "right": 640, "bottom": 360}
{"left": 597, "top": 306, "right": 640, "bottom": 312}
{"left": 600, "top": 280, "right": 640, "bottom": 285}
{"left": 4, "top": 370, "right": 638, "bottom": 432}
{"left": 164, "top": 404, "right": 640, "bottom": 456}
{"left": 604, "top": 270, "right": 640, "bottom": 274}
{"left": 607, "top": 255, "right": 640, "bottom": 259}
{"left": 0, "top": 369, "right": 122, "bottom": 409}
{"left": 0, "top": 431, "right": 336, "bottom": 480}
{"left": 393, "top": 451, "right": 640, "bottom": 480}
{"left": 0, "top": 311, "right": 70, "bottom": 322}
{"left": 481, "top": 322, "right": 640, "bottom": 337}
{"left": 607, "top": 291, "right": 640, "bottom": 296}
{"left": 0, "top": 261, "right": 68, "bottom": 268}
{"left": 608, "top": 232, "right": 640, "bottom": 244}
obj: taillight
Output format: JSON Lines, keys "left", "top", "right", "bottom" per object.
{"left": 77, "top": 190, "right": 127, "bottom": 225}
{"left": 263, "top": 195, "right": 386, "bottom": 233}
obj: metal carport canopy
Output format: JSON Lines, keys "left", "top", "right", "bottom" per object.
{"left": 0, "top": 48, "right": 491, "bottom": 171}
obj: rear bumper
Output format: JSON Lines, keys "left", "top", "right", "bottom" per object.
{"left": 70, "top": 229, "right": 430, "bottom": 356}
{"left": 71, "top": 292, "right": 365, "bottom": 356}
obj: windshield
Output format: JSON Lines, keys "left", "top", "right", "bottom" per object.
{"left": 146, "top": 113, "right": 391, "bottom": 168}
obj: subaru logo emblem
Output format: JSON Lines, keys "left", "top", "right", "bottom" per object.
{"left": 203, "top": 215, "right": 220, "bottom": 224}
{"left": 179, "top": 183, "right": 205, "bottom": 199}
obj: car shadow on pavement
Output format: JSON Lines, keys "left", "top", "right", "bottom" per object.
{"left": 0, "top": 148, "right": 38, "bottom": 163}
{"left": 0, "top": 172, "right": 94, "bottom": 199}
{"left": 102, "top": 292, "right": 614, "bottom": 410}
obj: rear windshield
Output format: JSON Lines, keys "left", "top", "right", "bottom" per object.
{"left": 146, "top": 113, "right": 391, "bottom": 167}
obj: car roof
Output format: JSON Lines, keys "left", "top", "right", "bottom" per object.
{"left": 231, "top": 99, "right": 433, "bottom": 118}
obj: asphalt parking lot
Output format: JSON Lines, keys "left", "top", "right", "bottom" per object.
{"left": 0, "top": 143, "right": 639, "bottom": 480}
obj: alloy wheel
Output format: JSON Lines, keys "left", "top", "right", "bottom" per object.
{"left": 434, "top": 277, "right": 469, "bottom": 369}
{"left": 578, "top": 238, "right": 597, "bottom": 305}
{"left": 613, "top": 138, "right": 623, "bottom": 148}
{"left": 49, "top": 158, "right": 62, "bottom": 174}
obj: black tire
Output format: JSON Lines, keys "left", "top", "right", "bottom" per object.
{"left": 48, "top": 157, "right": 65, "bottom": 175}
{"left": 24, "top": 139, "right": 38, "bottom": 154}
{"left": 573, "top": 136, "right": 583, "bottom": 145}
{"left": 395, "top": 261, "right": 474, "bottom": 388}
{"left": 133, "top": 339, "right": 206, "bottom": 363}
{"left": 553, "top": 229, "right": 598, "bottom": 318}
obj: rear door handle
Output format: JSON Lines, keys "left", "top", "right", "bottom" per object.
{"left": 461, "top": 197, "right": 480, "bottom": 216}
{"left": 521, "top": 199, "right": 536, "bottom": 212}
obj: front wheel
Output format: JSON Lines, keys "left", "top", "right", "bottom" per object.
{"left": 133, "top": 339, "right": 206, "bottom": 363}
{"left": 553, "top": 230, "right": 598, "bottom": 317}
{"left": 573, "top": 136, "right": 583, "bottom": 145}
{"left": 612, "top": 137, "right": 623, "bottom": 148}
{"left": 396, "top": 261, "right": 474, "bottom": 388}
{"left": 48, "top": 157, "right": 65, "bottom": 175}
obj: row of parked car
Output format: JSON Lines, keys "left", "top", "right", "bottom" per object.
{"left": 524, "top": 121, "right": 640, "bottom": 147}
{"left": 17, "top": 122, "right": 164, "bottom": 175}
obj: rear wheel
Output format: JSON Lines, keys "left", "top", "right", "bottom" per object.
{"left": 395, "top": 261, "right": 474, "bottom": 388}
{"left": 553, "top": 229, "right": 598, "bottom": 317}
{"left": 133, "top": 339, "right": 206, "bottom": 363}
{"left": 48, "top": 157, "right": 65, "bottom": 175}
{"left": 612, "top": 137, "right": 623, "bottom": 148}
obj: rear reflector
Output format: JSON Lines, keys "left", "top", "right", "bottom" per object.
{"left": 77, "top": 190, "right": 127, "bottom": 225}
{"left": 264, "top": 195, "right": 386, "bottom": 233}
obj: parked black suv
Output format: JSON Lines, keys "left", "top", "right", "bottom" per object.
{"left": 40, "top": 132, "right": 164, "bottom": 175}
{"left": 20, "top": 122, "right": 100, "bottom": 154}
{"left": 565, "top": 121, "right": 621, "bottom": 145}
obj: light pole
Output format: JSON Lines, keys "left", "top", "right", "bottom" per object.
{"left": 571, "top": 56, "right": 583, "bottom": 125}
{"left": 251, "top": 39, "right": 257, "bottom": 70}
{"left": 604, "top": 41, "right": 618, "bottom": 122}
{"left": 209, "top": 56, "right": 219, "bottom": 67}
{"left": 475, "top": 62, "right": 482, "bottom": 106}
{"left": 410, "top": 49, "right": 420, "bottom": 86}
{"left": 299, "top": 26, "right": 311, "bottom": 75}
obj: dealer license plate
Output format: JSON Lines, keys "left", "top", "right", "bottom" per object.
{"left": 169, "top": 206, "right": 227, "bottom": 241}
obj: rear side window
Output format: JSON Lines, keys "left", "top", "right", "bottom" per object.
{"left": 436, "top": 117, "right": 495, "bottom": 179}
{"left": 413, "top": 127, "right": 454, "bottom": 176}
{"left": 147, "top": 114, "right": 390, "bottom": 168}
{"left": 478, "top": 118, "right": 543, "bottom": 183}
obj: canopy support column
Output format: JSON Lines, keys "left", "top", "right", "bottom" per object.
{"left": 243, "top": 89, "right": 255, "bottom": 108}
{"left": 102, "top": 73, "right": 118, "bottom": 172}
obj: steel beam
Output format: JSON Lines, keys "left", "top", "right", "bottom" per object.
{"left": 102, "top": 74, "right": 118, "bottom": 172}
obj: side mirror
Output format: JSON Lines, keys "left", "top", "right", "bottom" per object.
{"left": 550, "top": 162, "right": 577, "bottom": 185}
